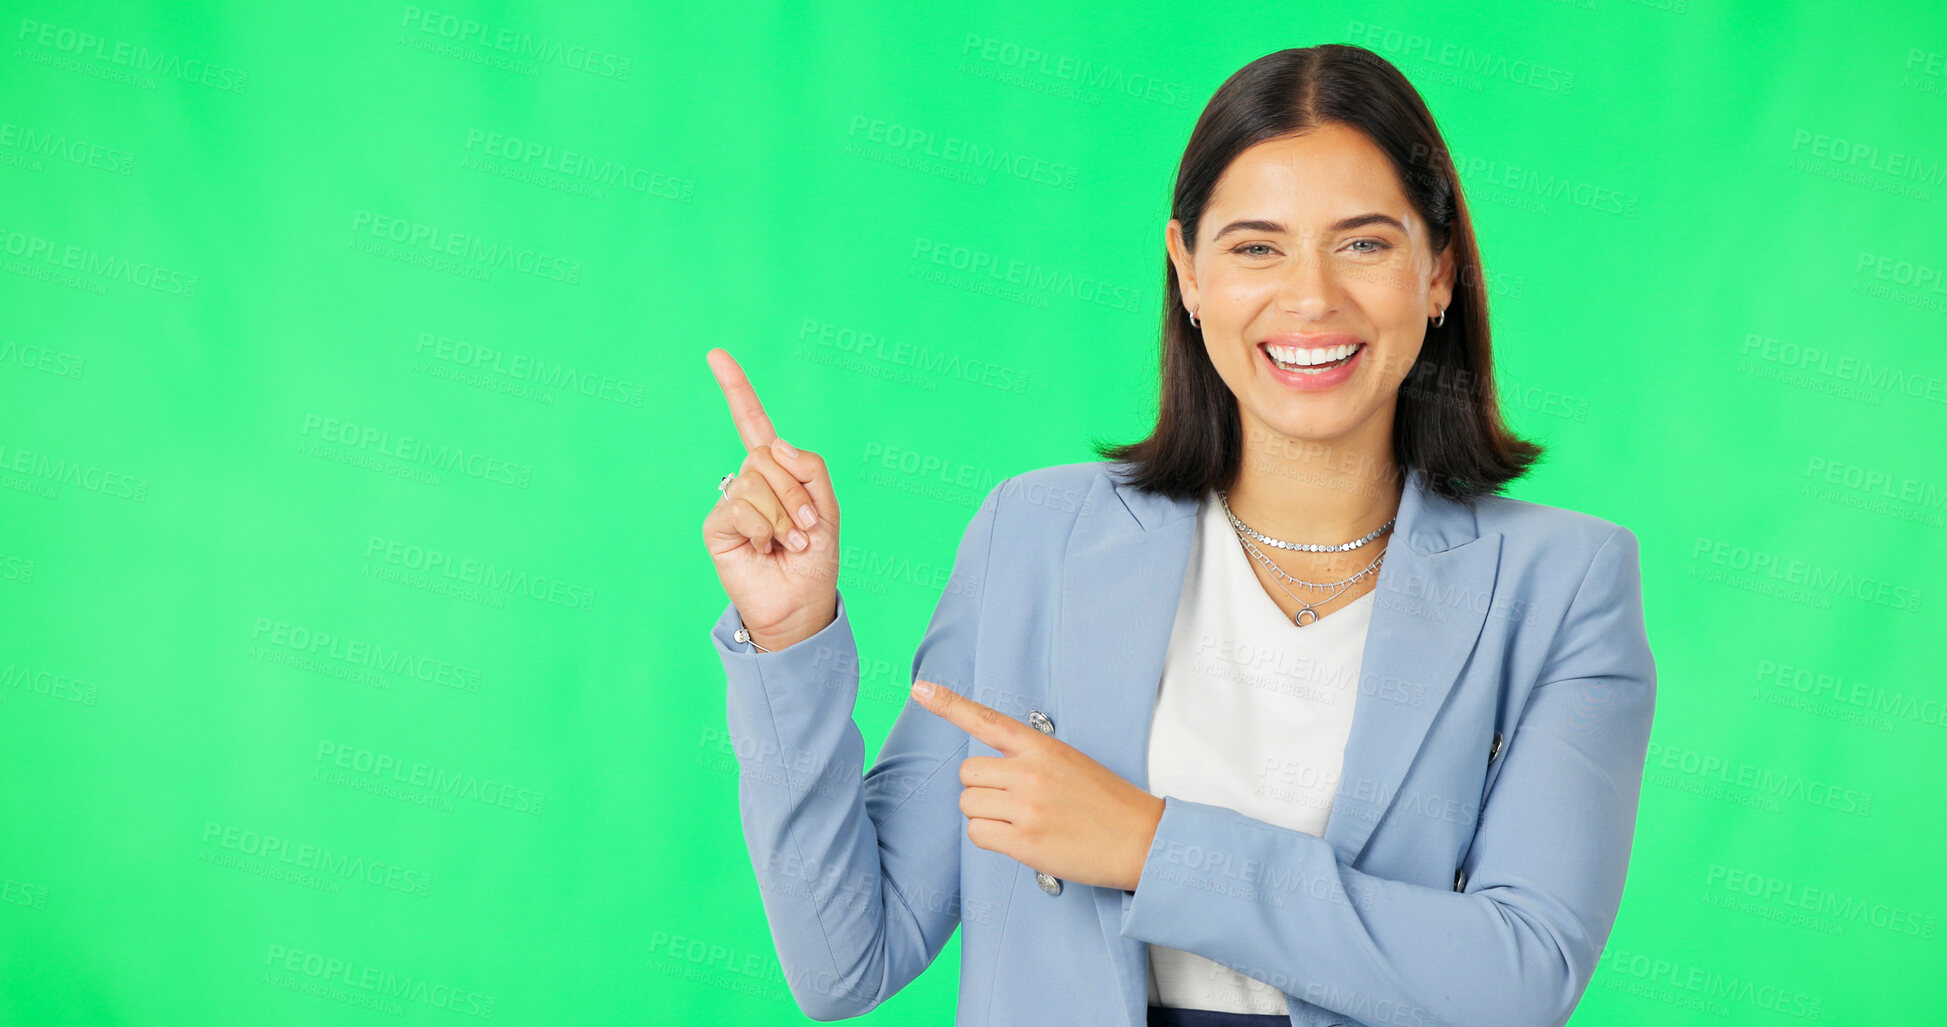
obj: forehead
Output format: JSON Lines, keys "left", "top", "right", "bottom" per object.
{"left": 1206, "top": 125, "right": 1413, "bottom": 226}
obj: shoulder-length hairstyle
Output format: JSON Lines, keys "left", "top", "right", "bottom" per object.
{"left": 1094, "top": 44, "right": 1540, "bottom": 503}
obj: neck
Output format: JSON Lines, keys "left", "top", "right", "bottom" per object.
{"left": 1224, "top": 414, "right": 1405, "bottom": 544}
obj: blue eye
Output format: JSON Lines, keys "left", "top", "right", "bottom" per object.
{"left": 1230, "top": 243, "right": 1274, "bottom": 257}
{"left": 1349, "top": 239, "right": 1393, "bottom": 253}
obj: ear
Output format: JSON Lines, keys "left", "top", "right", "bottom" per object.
{"left": 1429, "top": 241, "right": 1457, "bottom": 318}
{"left": 1165, "top": 219, "right": 1199, "bottom": 316}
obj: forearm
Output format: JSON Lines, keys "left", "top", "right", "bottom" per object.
{"left": 1121, "top": 796, "right": 1597, "bottom": 1027}
{"left": 715, "top": 593, "right": 901, "bottom": 1018}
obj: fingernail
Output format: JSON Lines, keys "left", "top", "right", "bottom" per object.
{"left": 911, "top": 680, "right": 934, "bottom": 700}
{"left": 772, "top": 437, "right": 799, "bottom": 458}
{"left": 787, "top": 529, "right": 808, "bottom": 551}
{"left": 797, "top": 503, "right": 817, "bottom": 529}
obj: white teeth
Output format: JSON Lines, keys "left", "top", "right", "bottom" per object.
{"left": 1266, "top": 342, "right": 1358, "bottom": 367}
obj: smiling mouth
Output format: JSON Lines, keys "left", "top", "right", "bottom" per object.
{"left": 1261, "top": 341, "right": 1362, "bottom": 373}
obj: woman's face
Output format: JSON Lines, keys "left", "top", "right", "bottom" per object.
{"left": 1166, "top": 123, "right": 1455, "bottom": 459}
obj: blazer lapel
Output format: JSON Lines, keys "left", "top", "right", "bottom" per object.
{"left": 1052, "top": 470, "right": 1200, "bottom": 793}
{"left": 1054, "top": 464, "right": 1500, "bottom": 1017}
{"left": 1322, "top": 477, "right": 1500, "bottom": 866}
{"left": 1054, "top": 469, "right": 1198, "bottom": 1021}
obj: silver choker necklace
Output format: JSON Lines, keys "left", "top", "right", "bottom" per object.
{"left": 1216, "top": 490, "right": 1395, "bottom": 552}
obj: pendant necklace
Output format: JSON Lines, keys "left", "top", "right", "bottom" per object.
{"left": 1218, "top": 490, "right": 1395, "bottom": 626}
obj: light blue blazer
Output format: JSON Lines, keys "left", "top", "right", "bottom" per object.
{"left": 709, "top": 460, "right": 1656, "bottom": 1026}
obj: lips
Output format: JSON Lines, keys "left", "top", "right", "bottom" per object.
{"left": 1256, "top": 338, "right": 1366, "bottom": 390}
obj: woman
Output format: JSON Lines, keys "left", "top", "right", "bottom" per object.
{"left": 702, "top": 44, "right": 1655, "bottom": 1027}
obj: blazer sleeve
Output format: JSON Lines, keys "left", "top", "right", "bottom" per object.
{"left": 1119, "top": 525, "right": 1657, "bottom": 1027}
{"left": 709, "top": 478, "right": 1009, "bottom": 1020}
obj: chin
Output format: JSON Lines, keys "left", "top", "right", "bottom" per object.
{"left": 1255, "top": 411, "right": 1359, "bottom": 445}
{"left": 1248, "top": 388, "right": 1392, "bottom": 441}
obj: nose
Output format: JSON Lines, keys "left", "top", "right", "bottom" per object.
{"left": 1273, "top": 240, "right": 1342, "bottom": 319}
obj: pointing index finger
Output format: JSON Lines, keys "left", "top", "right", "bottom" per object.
{"left": 706, "top": 347, "right": 778, "bottom": 452}
{"left": 911, "top": 678, "right": 1028, "bottom": 755}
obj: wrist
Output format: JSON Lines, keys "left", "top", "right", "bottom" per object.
{"left": 1125, "top": 794, "right": 1164, "bottom": 892}
{"left": 744, "top": 597, "right": 838, "bottom": 652}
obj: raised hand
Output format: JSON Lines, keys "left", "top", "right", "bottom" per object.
{"left": 702, "top": 348, "right": 841, "bottom": 651}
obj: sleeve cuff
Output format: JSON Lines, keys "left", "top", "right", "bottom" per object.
{"left": 1118, "top": 795, "right": 1338, "bottom": 946}
{"left": 710, "top": 591, "right": 851, "bottom": 663}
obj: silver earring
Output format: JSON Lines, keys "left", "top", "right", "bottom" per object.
{"left": 1431, "top": 307, "right": 1446, "bottom": 328}
{"left": 1189, "top": 305, "right": 1201, "bottom": 329}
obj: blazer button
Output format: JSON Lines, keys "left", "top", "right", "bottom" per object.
{"left": 1489, "top": 730, "right": 1504, "bottom": 761}
{"left": 1454, "top": 866, "right": 1469, "bottom": 892}
{"left": 1026, "top": 712, "right": 1059, "bottom": 896}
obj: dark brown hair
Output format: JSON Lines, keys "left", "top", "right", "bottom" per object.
{"left": 1093, "top": 44, "right": 1541, "bottom": 502}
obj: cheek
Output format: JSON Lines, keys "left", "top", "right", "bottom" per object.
{"left": 1202, "top": 336, "right": 1251, "bottom": 383}
{"left": 1213, "top": 276, "right": 1273, "bottom": 310}
{"left": 1344, "top": 271, "right": 1420, "bottom": 318}
{"left": 1201, "top": 341, "right": 1269, "bottom": 405}
{"left": 1368, "top": 337, "right": 1426, "bottom": 388}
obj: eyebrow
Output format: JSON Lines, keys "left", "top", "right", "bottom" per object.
{"left": 1210, "top": 213, "right": 1407, "bottom": 241}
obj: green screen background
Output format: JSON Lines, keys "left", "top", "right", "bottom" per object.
{"left": 4, "top": 1, "right": 1943, "bottom": 1023}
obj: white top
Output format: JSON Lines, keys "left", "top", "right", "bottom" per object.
{"left": 1144, "top": 490, "right": 1376, "bottom": 1014}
